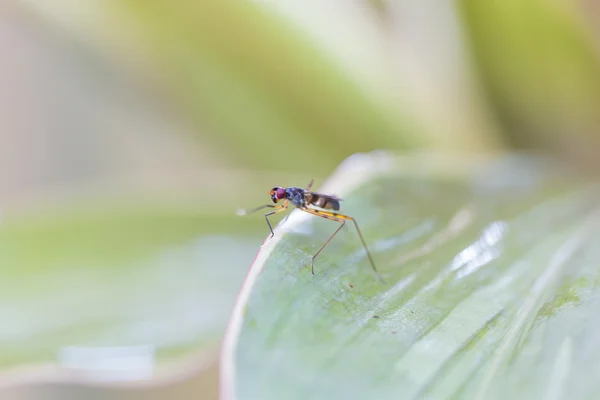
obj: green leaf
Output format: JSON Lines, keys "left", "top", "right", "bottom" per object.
{"left": 459, "top": 0, "right": 600, "bottom": 171}
{"left": 0, "top": 201, "right": 257, "bottom": 371}
{"left": 109, "top": 1, "right": 416, "bottom": 173}
{"left": 222, "top": 152, "right": 600, "bottom": 399}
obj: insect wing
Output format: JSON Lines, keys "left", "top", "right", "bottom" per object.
{"left": 307, "top": 191, "right": 343, "bottom": 210}
{"left": 306, "top": 191, "right": 343, "bottom": 202}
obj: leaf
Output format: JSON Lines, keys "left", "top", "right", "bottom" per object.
{"left": 222, "top": 152, "right": 600, "bottom": 399}
{"left": 459, "top": 0, "right": 600, "bottom": 171}
{"left": 0, "top": 202, "right": 256, "bottom": 372}
{"left": 109, "top": 0, "right": 414, "bottom": 174}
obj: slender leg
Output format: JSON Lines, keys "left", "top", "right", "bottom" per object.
{"left": 264, "top": 202, "right": 288, "bottom": 237}
{"left": 238, "top": 202, "right": 288, "bottom": 237}
{"left": 310, "top": 219, "right": 345, "bottom": 275}
{"left": 238, "top": 203, "right": 280, "bottom": 216}
{"left": 298, "top": 207, "right": 379, "bottom": 277}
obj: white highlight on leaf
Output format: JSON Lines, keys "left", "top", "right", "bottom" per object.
{"left": 346, "top": 219, "right": 436, "bottom": 267}
{"left": 451, "top": 221, "right": 507, "bottom": 279}
{"left": 58, "top": 345, "right": 155, "bottom": 381}
{"left": 377, "top": 219, "right": 437, "bottom": 253}
{"left": 448, "top": 206, "right": 474, "bottom": 234}
{"left": 377, "top": 274, "right": 416, "bottom": 304}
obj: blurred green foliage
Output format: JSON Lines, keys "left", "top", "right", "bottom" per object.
{"left": 460, "top": 0, "right": 600, "bottom": 171}
{"left": 115, "top": 1, "right": 415, "bottom": 174}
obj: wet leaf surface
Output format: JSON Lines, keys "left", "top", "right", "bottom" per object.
{"left": 224, "top": 153, "right": 600, "bottom": 400}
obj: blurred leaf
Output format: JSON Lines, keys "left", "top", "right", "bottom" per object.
{"left": 459, "top": 1, "right": 600, "bottom": 173}
{"left": 223, "top": 152, "right": 600, "bottom": 399}
{"left": 110, "top": 1, "right": 416, "bottom": 173}
{"left": 0, "top": 359, "right": 220, "bottom": 400}
{"left": 0, "top": 200, "right": 261, "bottom": 275}
{"left": 0, "top": 200, "right": 258, "bottom": 370}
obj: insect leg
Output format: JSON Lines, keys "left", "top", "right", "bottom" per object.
{"left": 264, "top": 202, "right": 288, "bottom": 238}
{"left": 298, "top": 207, "right": 379, "bottom": 276}
{"left": 238, "top": 204, "right": 277, "bottom": 216}
{"left": 311, "top": 218, "right": 345, "bottom": 275}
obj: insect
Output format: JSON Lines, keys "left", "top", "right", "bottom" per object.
{"left": 238, "top": 179, "right": 379, "bottom": 277}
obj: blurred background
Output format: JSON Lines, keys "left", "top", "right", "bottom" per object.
{"left": 1, "top": 1, "right": 600, "bottom": 399}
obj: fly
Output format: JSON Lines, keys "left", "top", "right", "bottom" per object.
{"left": 238, "top": 179, "right": 379, "bottom": 278}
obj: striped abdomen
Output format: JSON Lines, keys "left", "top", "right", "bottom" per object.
{"left": 306, "top": 193, "right": 340, "bottom": 211}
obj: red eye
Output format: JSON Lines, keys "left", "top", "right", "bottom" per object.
{"left": 276, "top": 188, "right": 286, "bottom": 199}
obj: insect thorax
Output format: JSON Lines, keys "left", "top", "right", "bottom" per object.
{"left": 285, "top": 187, "right": 307, "bottom": 208}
